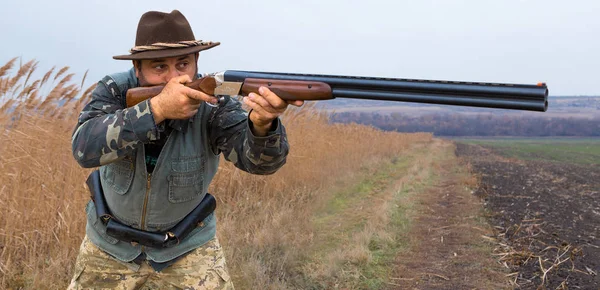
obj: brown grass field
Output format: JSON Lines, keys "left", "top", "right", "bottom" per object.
{"left": 0, "top": 58, "right": 438, "bottom": 289}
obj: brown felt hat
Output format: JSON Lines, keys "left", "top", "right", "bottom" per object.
{"left": 113, "top": 10, "right": 220, "bottom": 60}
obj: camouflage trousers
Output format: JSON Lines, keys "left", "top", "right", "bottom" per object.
{"left": 67, "top": 235, "right": 234, "bottom": 290}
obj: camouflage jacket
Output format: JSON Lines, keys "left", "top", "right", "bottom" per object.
{"left": 71, "top": 68, "right": 289, "bottom": 263}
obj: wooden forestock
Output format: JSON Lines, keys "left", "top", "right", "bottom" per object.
{"left": 125, "top": 77, "right": 217, "bottom": 107}
{"left": 241, "top": 78, "right": 333, "bottom": 101}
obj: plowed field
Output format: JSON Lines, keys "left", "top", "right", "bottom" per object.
{"left": 456, "top": 140, "right": 600, "bottom": 289}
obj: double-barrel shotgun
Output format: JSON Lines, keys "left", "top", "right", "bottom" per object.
{"left": 126, "top": 70, "right": 549, "bottom": 112}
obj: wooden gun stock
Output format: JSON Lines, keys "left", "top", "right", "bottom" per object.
{"left": 125, "top": 77, "right": 217, "bottom": 107}
{"left": 241, "top": 78, "right": 332, "bottom": 101}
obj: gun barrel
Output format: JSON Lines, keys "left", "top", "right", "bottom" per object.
{"left": 334, "top": 89, "right": 546, "bottom": 112}
{"left": 223, "top": 70, "right": 548, "bottom": 112}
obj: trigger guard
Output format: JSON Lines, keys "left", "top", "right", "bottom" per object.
{"left": 206, "top": 96, "right": 227, "bottom": 108}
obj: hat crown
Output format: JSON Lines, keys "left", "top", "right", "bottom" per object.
{"left": 135, "top": 10, "right": 195, "bottom": 46}
{"left": 113, "top": 10, "right": 220, "bottom": 60}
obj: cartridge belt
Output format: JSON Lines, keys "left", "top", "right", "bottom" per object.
{"left": 86, "top": 170, "right": 216, "bottom": 248}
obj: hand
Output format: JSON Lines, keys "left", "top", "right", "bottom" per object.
{"left": 149, "top": 75, "right": 219, "bottom": 123}
{"left": 243, "top": 86, "right": 304, "bottom": 136}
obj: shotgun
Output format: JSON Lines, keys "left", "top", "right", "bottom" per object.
{"left": 126, "top": 70, "right": 549, "bottom": 112}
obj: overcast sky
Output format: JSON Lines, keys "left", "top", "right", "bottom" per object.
{"left": 1, "top": 0, "right": 598, "bottom": 96}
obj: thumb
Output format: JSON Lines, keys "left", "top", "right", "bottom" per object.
{"left": 171, "top": 75, "right": 192, "bottom": 85}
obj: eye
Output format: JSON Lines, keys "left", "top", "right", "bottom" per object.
{"left": 153, "top": 64, "right": 166, "bottom": 72}
{"left": 177, "top": 62, "right": 189, "bottom": 70}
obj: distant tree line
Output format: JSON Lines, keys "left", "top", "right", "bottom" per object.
{"left": 330, "top": 113, "right": 600, "bottom": 136}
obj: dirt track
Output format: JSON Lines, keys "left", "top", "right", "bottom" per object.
{"left": 386, "top": 140, "right": 508, "bottom": 289}
{"left": 456, "top": 143, "right": 600, "bottom": 289}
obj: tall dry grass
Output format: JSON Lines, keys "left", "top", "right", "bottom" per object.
{"left": 0, "top": 57, "right": 431, "bottom": 289}
{"left": 0, "top": 58, "right": 95, "bottom": 288}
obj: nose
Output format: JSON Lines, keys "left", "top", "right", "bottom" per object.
{"left": 165, "top": 66, "right": 181, "bottom": 83}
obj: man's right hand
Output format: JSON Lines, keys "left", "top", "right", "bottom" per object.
{"left": 149, "top": 75, "right": 219, "bottom": 124}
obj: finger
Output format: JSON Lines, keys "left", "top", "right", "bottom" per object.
{"left": 258, "top": 86, "right": 286, "bottom": 108}
{"left": 183, "top": 87, "right": 218, "bottom": 104}
{"left": 178, "top": 97, "right": 201, "bottom": 113}
{"left": 287, "top": 100, "right": 304, "bottom": 107}
{"left": 187, "top": 108, "right": 199, "bottom": 119}
{"left": 243, "top": 96, "right": 275, "bottom": 120}
{"left": 187, "top": 97, "right": 202, "bottom": 106}
{"left": 248, "top": 92, "right": 275, "bottom": 111}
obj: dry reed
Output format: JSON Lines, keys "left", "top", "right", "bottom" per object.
{"left": 0, "top": 57, "right": 431, "bottom": 289}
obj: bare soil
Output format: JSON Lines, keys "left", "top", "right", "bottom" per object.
{"left": 455, "top": 143, "right": 600, "bottom": 289}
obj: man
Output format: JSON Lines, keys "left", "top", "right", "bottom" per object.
{"left": 68, "top": 10, "right": 302, "bottom": 289}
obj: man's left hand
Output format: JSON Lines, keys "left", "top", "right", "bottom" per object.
{"left": 243, "top": 86, "right": 304, "bottom": 136}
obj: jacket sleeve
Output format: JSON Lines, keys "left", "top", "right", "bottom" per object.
{"left": 71, "top": 81, "right": 161, "bottom": 168}
{"left": 208, "top": 96, "right": 289, "bottom": 175}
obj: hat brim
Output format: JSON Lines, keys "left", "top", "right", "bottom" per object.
{"left": 113, "top": 42, "right": 220, "bottom": 60}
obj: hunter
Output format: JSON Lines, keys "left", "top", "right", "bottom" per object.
{"left": 68, "top": 9, "right": 302, "bottom": 289}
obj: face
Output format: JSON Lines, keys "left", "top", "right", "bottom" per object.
{"left": 134, "top": 53, "right": 198, "bottom": 86}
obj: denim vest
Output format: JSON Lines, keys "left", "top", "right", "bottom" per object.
{"left": 85, "top": 69, "right": 220, "bottom": 263}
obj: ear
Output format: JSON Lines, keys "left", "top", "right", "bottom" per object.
{"left": 133, "top": 60, "right": 140, "bottom": 78}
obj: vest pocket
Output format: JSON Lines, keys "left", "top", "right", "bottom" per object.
{"left": 168, "top": 172, "right": 203, "bottom": 203}
{"left": 102, "top": 158, "right": 134, "bottom": 195}
{"left": 168, "top": 157, "right": 204, "bottom": 203}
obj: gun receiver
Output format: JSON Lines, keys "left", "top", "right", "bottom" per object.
{"left": 126, "top": 70, "right": 548, "bottom": 112}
